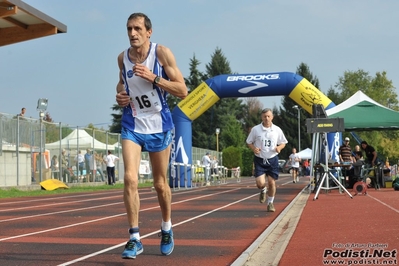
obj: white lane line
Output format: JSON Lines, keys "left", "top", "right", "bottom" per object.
{"left": 57, "top": 190, "right": 256, "bottom": 266}
{"left": 0, "top": 190, "right": 123, "bottom": 206}
{"left": 0, "top": 187, "right": 212, "bottom": 221}
{"left": 0, "top": 194, "right": 123, "bottom": 212}
{"left": 0, "top": 201, "right": 124, "bottom": 223}
{"left": 0, "top": 178, "right": 291, "bottom": 222}
{"left": 0, "top": 187, "right": 240, "bottom": 242}
{"left": 0, "top": 185, "right": 207, "bottom": 212}
{"left": 367, "top": 194, "right": 399, "bottom": 213}
{"left": 0, "top": 187, "right": 210, "bottom": 223}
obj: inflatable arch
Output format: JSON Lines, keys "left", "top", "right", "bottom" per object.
{"left": 170, "top": 71, "right": 340, "bottom": 187}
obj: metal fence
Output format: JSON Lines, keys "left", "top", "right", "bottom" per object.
{"left": 0, "top": 112, "right": 120, "bottom": 187}
{"left": 0, "top": 112, "right": 228, "bottom": 188}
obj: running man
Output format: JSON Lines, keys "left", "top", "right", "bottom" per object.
{"left": 115, "top": 13, "right": 188, "bottom": 259}
{"left": 289, "top": 148, "right": 301, "bottom": 183}
{"left": 246, "top": 108, "right": 288, "bottom": 212}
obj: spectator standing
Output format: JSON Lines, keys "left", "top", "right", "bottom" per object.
{"left": 18, "top": 107, "right": 26, "bottom": 117}
{"left": 89, "top": 151, "right": 97, "bottom": 182}
{"left": 211, "top": 155, "right": 219, "bottom": 182}
{"left": 289, "top": 148, "right": 301, "bottom": 183}
{"left": 115, "top": 12, "right": 188, "bottom": 260}
{"left": 339, "top": 137, "right": 353, "bottom": 187}
{"left": 51, "top": 155, "right": 59, "bottom": 179}
{"left": 74, "top": 150, "right": 85, "bottom": 178}
{"left": 101, "top": 152, "right": 107, "bottom": 180}
{"left": 85, "top": 149, "right": 92, "bottom": 181}
{"left": 360, "top": 141, "right": 378, "bottom": 166}
{"left": 246, "top": 108, "right": 288, "bottom": 213}
{"left": 61, "top": 149, "right": 70, "bottom": 182}
{"left": 303, "top": 159, "right": 310, "bottom": 177}
{"left": 202, "top": 152, "right": 212, "bottom": 186}
{"left": 340, "top": 138, "right": 353, "bottom": 163}
{"left": 105, "top": 150, "right": 119, "bottom": 185}
{"left": 95, "top": 152, "right": 105, "bottom": 182}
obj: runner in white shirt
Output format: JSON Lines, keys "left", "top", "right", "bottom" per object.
{"left": 289, "top": 148, "right": 301, "bottom": 183}
{"left": 246, "top": 108, "right": 288, "bottom": 212}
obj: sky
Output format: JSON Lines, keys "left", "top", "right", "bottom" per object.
{"left": 1, "top": 0, "right": 399, "bottom": 128}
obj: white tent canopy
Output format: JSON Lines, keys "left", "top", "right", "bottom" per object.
{"left": 297, "top": 148, "right": 312, "bottom": 159}
{"left": 325, "top": 90, "right": 387, "bottom": 116}
{"left": 113, "top": 142, "right": 122, "bottom": 148}
{"left": 45, "top": 129, "right": 114, "bottom": 150}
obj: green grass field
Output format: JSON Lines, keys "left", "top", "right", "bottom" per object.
{"left": 0, "top": 182, "right": 153, "bottom": 199}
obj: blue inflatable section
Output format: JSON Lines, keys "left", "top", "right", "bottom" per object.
{"left": 169, "top": 72, "right": 339, "bottom": 187}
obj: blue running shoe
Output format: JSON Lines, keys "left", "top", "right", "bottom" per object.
{"left": 121, "top": 238, "right": 143, "bottom": 259}
{"left": 159, "top": 228, "right": 174, "bottom": 255}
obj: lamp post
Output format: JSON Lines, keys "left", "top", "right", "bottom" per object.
{"left": 215, "top": 128, "right": 220, "bottom": 154}
{"left": 216, "top": 128, "right": 220, "bottom": 174}
{"left": 37, "top": 98, "right": 48, "bottom": 182}
{"left": 292, "top": 105, "right": 301, "bottom": 151}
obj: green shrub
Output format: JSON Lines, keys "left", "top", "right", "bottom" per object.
{"left": 241, "top": 147, "right": 254, "bottom": 176}
{"left": 222, "top": 146, "right": 242, "bottom": 170}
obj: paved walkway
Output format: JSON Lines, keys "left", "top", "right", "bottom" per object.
{"left": 237, "top": 185, "right": 399, "bottom": 266}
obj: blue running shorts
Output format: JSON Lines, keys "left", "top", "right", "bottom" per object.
{"left": 121, "top": 127, "right": 172, "bottom": 152}
{"left": 253, "top": 155, "right": 279, "bottom": 180}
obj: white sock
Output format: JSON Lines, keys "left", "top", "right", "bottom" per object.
{"left": 267, "top": 196, "right": 274, "bottom": 204}
{"left": 261, "top": 187, "right": 267, "bottom": 193}
{"left": 129, "top": 227, "right": 140, "bottom": 240}
{"left": 161, "top": 220, "right": 172, "bottom": 231}
{"left": 132, "top": 232, "right": 140, "bottom": 240}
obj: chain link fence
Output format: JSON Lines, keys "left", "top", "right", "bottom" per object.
{"left": 0, "top": 112, "right": 121, "bottom": 187}
{"left": 0, "top": 112, "right": 220, "bottom": 188}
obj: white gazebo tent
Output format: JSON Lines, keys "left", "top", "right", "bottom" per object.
{"left": 45, "top": 129, "right": 114, "bottom": 150}
{"left": 296, "top": 148, "right": 312, "bottom": 160}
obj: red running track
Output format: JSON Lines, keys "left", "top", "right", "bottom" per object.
{"left": 0, "top": 175, "right": 302, "bottom": 266}
{"left": 278, "top": 186, "right": 399, "bottom": 266}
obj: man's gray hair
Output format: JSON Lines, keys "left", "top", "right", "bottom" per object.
{"left": 261, "top": 108, "right": 272, "bottom": 114}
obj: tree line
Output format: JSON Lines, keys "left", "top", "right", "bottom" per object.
{"left": 108, "top": 47, "right": 399, "bottom": 174}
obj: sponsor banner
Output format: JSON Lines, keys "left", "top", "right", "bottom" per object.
{"left": 170, "top": 110, "right": 191, "bottom": 187}
{"left": 290, "top": 78, "right": 332, "bottom": 114}
{"left": 178, "top": 82, "right": 220, "bottom": 121}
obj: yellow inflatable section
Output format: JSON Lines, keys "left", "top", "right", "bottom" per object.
{"left": 40, "top": 179, "right": 69, "bottom": 191}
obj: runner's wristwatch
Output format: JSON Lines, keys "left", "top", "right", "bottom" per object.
{"left": 153, "top": 76, "right": 161, "bottom": 84}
